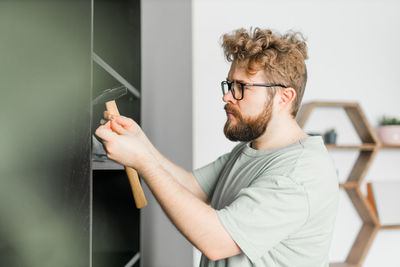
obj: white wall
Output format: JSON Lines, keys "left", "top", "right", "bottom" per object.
{"left": 193, "top": 0, "right": 400, "bottom": 266}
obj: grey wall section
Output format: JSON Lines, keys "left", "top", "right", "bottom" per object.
{"left": 141, "top": 0, "right": 193, "bottom": 266}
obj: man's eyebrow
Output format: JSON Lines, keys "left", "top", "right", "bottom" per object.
{"left": 227, "top": 78, "right": 248, "bottom": 83}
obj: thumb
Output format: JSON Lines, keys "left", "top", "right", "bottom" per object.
{"left": 95, "top": 125, "right": 117, "bottom": 141}
{"left": 114, "top": 115, "right": 134, "bottom": 128}
{"left": 110, "top": 120, "right": 129, "bottom": 135}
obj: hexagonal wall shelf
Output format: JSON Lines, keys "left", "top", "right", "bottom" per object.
{"left": 296, "top": 102, "right": 381, "bottom": 267}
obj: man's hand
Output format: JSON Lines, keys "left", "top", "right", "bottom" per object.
{"left": 95, "top": 115, "right": 156, "bottom": 172}
{"left": 103, "top": 111, "right": 143, "bottom": 138}
{"left": 96, "top": 113, "right": 242, "bottom": 260}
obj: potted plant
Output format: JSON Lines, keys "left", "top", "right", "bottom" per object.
{"left": 324, "top": 128, "right": 337, "bottom": 144}
{"left": 377, "top": 116, "right": 400, "bottom": 145}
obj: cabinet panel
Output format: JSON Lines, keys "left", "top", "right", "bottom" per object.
{"left": 0, "top": 1, "right": 142, "bottom": 266}
{"left": 0, "top": 1, "right": 92, "bottom": 267}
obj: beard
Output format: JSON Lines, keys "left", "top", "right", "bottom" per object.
{"left": 223, "top": 101, "right": 273, "bottom": 142}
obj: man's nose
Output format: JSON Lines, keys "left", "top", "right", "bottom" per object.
{"left": 222, "top": 90, "right": 237, "bottom": 104}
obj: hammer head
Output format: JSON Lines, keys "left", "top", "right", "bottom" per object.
{"left": 93, "top": 85, "right": 127, "bottom": 105}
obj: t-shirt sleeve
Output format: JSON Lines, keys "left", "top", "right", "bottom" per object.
{"left": 216, "top": 175, "right": 309, "bottom": 263}
{"left": 193, "top": 152, "right": 230, "bottom": 198}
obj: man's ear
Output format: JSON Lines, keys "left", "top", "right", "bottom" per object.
{"left": 277, "top": 87, "right": 296, "bottom": 112}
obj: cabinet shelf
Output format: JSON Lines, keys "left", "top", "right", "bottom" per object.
{"left": 92, "top": 160, "right": 124, "bottom": 170}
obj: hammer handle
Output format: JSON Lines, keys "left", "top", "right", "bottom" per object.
{"left": 106, "top": 100, "right": 148, "bottom": 209}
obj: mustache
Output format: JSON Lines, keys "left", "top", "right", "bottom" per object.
{"left": 224, "top": 104, "right": 241, "bottom": 117}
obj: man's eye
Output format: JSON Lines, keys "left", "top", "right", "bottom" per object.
{"left": 233, "top": 83, "right": 241, "bottom": 90}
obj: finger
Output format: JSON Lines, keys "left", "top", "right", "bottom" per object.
{"left": 101, "top": 120, "right": 111, "bottom": 129}
{"left": 103, "top": 110, "right": 119, "bottom": 120}
{"left": 110, "top": 120, "right": 129, "bottom": 135}
{"left": 100, "top": 119, "right": 107, "bottom": 125}
{"left": 114, "top": 115, "right": 134, "bottom": 128}
{"left": 103, "top": 110, "right": 112, "bottom": 120}
{"left": 95, "top": 125, "right": 115, "bottom": 141}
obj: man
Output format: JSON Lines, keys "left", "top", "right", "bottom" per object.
{"left": 95, "top": 28, "right": 339, "bottom": 266}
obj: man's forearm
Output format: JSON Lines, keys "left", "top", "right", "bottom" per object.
{"left": 138, "top": 161, "right": 241, "bottom": 261}
{"left": 142, "top": 135, "right": 208, "bottom": 202}
{"left": 96, "top": 117, "right": 240, "bottom": 260}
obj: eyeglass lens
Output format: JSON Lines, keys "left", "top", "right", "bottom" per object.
{"left": 222, "top": 81, "right": 243, "bottom": 100}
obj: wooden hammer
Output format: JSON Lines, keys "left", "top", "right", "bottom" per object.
{"left": 93, "top": 86, "right": 147, "bottom": 209}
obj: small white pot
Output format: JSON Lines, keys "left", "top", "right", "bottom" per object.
{"left": 377, "top": 125, "right": 400, "bottom": 145}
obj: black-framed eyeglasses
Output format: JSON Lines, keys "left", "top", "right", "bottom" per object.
{"left": 221, "top": 80, "right": 287, "bottom": 100}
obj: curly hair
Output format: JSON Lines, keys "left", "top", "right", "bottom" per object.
{"left": 221, "top": 28, "right": 308, "bottom": 117}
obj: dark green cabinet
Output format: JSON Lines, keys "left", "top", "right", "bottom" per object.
{"left": 0, "top": 1, "right": 141, "bottom": 266}
{"left": 92, "top": 0, "right": 141, "bottom": 266}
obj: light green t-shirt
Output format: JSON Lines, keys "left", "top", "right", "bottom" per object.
{"left": 193, "top": 136, "right": 339, "bottom": 267}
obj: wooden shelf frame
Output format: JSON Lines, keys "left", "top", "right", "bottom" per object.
{"left": 296, "top": 101, "right": 399, "bottom": 267}
{"left": 379, "top": 225, "right": 400, "bottom": 230}
{"left": 380, "top": 144, "right": 400, "bottom": 149}
{"left": 330, "top": 264, "right": 358, "bottom": 267}
{"left": 325, "top": 144, "right": 376, "bottom": 150}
